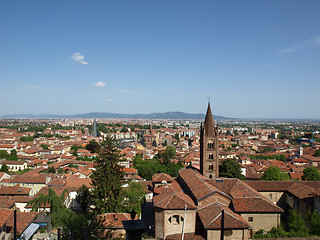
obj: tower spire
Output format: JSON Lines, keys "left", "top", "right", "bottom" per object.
{"left": 204, "top": 102, "right": 215, "bottom": 136}
{"left": 200, "top": 102, "right": 219, "bottom": 179}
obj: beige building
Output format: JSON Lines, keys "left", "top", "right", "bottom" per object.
{"left": 0, "top": 160, "right": 27, "bottom": 172}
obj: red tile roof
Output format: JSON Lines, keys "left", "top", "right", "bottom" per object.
{"left": 152, "top": 173, "right": 173, "bottom": 183}
{"left": 197, "top": 202, "right": 250, "bottom": 229}
{"left": 179, "top": 168, "right": 229, "bottom": 202}
{"left": 99, "top": 213, "right": 136, "bottom": 228}
{"left": 0, "top": 185, "right": 31, "bottom": 196}
{"left": 153, "top": 191, "right": 196, "bottom": 210}
{"left": 0, "top": 208, "right": 13, "bottom": 227}
{"left": 6, "top": 211, "right": 39, "bottom": 235}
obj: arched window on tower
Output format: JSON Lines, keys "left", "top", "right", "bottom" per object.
{"left": 207, "top": 142, "right": 214, "bottom": 149}
{"left": 209, "top": 153, "right": 213, "bottom": 159}
{"left": 208, "top": 164, "right": 213, "bottom": 171}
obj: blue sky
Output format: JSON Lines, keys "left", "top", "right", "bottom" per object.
{"left": 1, "top": 0, "right": 320, "bottom": 119}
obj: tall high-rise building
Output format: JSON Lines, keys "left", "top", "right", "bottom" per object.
{"left": 92, "top": 119, "right": 98, "bottom": 137}
{"left": 200, "top": 103, "right": 219, "bottom": 179}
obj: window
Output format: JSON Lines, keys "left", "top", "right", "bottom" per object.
{"left": 208, "top": 164, "right": 213, "bottom": 171}
{"left": 248, "top": 217, "right": 253, "bottom": 222}
{"left": 168, "top": 215, "right": 183, "bottom": 225}
{"left": 225, "top": 230, "right": 233, "bottom": 237}
{"left": 209, "top": 153, "right": 213, "bottom": 159}
{"left": 209, "top": 174, "right": 213, "bottom": 179}
{"left": 207, "top": 143, "right": 214, "bottom": 148}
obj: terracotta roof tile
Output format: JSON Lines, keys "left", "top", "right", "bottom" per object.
{"left": 0, "top": 185, "right": 31, "bottom": 196}
{"left": 99, "top": 213, "right": 136, "bottom": 228}
{"left": 6, "top": 211, "right": 39, "bottom": 235}
{"left": 232, "top": 198, "right": 283, "bottom": 213}
{"left": 179, "top": 168, "right": 229, "bottom": 202}
{"left": 153, "top": 191, "right": 196, "bottom": 210}
{"left": 198, "top": 202, "right": 250, "bottom": 229}
{"left": 0, "top": 208, "right": 13, "bottom": 227}
{"left": 152, "top": 173, "right": 173, "bottom": 183}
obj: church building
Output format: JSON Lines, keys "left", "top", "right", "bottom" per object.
{"left": 152, "top": 103, "right": 283, "bottom": 240}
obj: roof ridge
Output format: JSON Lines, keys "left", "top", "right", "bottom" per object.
{"left": 155, "top": 193, "right": 171, "bottom": 206}
{"left": 174, "top": 191, "right": 193, "bottom": 207}
{"left": 207, "top": 212, "right": 221, "bottom": 227}
{"left": 163, "top": 194, "right": 174, "bottom": 209}
{"left": 193, "top": 170, "right": 216, "bottom": 193}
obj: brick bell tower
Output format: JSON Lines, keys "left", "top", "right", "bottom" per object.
{"left": 200, "top": 103, "right": 219, "bottom": 179}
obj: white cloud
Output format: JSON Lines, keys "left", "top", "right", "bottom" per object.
{"left": 71, "top": 53, "right": 88, "bottom": 64}
{"left": 94, "top": 81, "right": 106, "bottom": 87}
{"left": 308, "top": 34, "right": 320, "bottom": 46}
{"left": 106, "top": 99, "right": 112, "bottom": 102}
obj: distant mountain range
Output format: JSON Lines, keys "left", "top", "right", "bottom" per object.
{"left": 0, "top": 112, "right": 231, "bottom": 120}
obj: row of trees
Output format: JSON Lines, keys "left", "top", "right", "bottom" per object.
{"left": 249, "top": 154, "right": 287, "bottom": 162}
{"left": 217, "top": 159, "right": 320, "bottom": 182}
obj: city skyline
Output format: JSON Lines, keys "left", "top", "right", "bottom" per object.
{"left": 1, "top": 1, "right": 320, "bottom": 119}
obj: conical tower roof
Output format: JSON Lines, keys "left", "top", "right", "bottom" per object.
{"left": 204, "top": 103, "right": 215, "bottom": 136}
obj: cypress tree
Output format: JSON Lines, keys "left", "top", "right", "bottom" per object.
{"left": 90, "top": 136, "right": 124, "bottom": 214}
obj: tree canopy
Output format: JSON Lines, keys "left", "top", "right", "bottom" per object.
{"left": 86, "top": 140, "right": 100, "bottom": 154}
{"left": 302, "top": 166, "right": 320, "bottom": 181}
{"left": 0, "top": 163, "right": 9, "bottom": 173}
{"left": 219, "top": 159, "right": 245, "bottom": 180}
{"left": 261, "top": 166, "right": 289, "bottom": 181}
{"left": 119, "top": 182, "right": 145, "bottom": 214}
{"left": 76, "top": 185, "right": 92, "bottom": 212}
{"left": 133, "top": 154, "right": 183, "bottom": 180}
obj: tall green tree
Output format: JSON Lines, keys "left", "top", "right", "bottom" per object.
{"left": 302, "top": 166, "right": 320, "bottom": 181}
{"left": 90, "top": 136, "right": 124, "bottom": 214}
{"left": 285, "top": 209, "right": 309, "bottom": 235}
{"left": 86, "top": 140, "right": 100, "bottom": 154}
{"left": 314, "top": 149, "right": 320, "bottom": 157}
{"left": 161, "top": 146, "right": 176, "bottom": 165}
{"left": 47, "top": 166, "right": 56, "bottom": 173}
{"left": 120, "top": 182, "right": 145, "bottom": 214}
{"left": 0, "top": 163, "right": 9, "bottom": 173}
{"left": 0, "top": 150, "right": 9, "bottom": 159}
{"left": 76, "top": 185, "right": 92, "bottom": 212}
{"left": 219, "top": 159, "right": 245, "bottom": 180}
{"left": 307, "top": 211, "right": 320, "bottom": 235}
{"left": 61, "top": 213, "right": 119, "bottom": 240}
{"left": 27, "top": 188, "right": 68, "bottom": 214}
{"left": 8, "top": 149, "right": 18, "bottom": 160}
